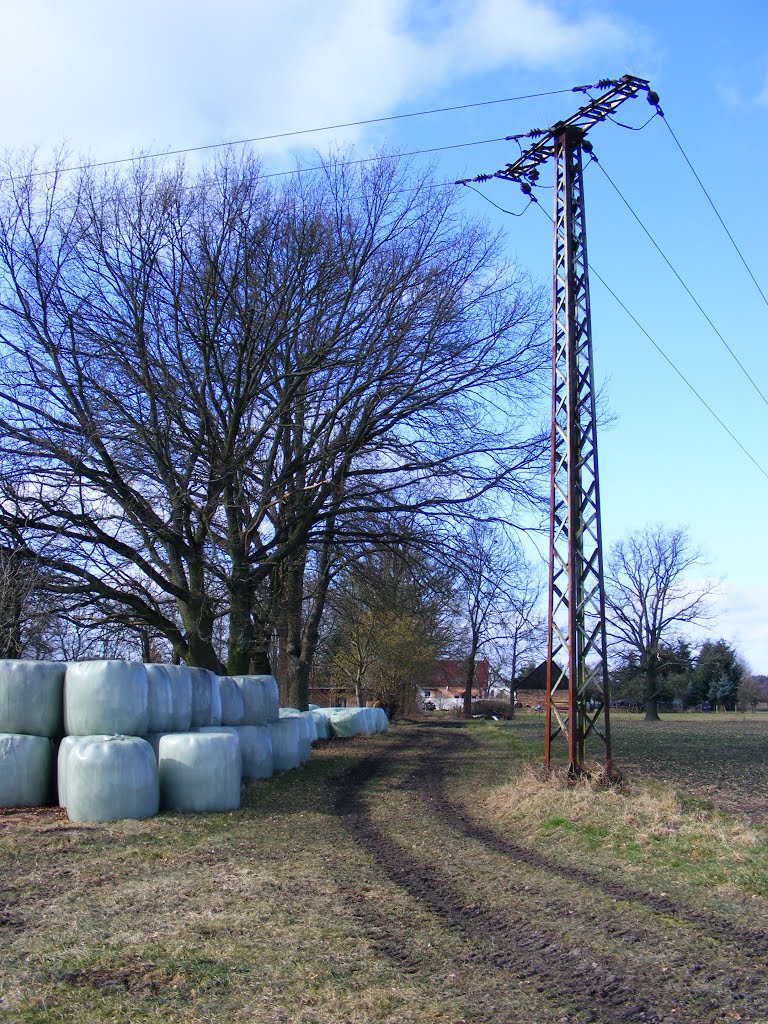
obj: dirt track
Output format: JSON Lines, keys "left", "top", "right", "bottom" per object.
{"left": 2, "top": 720, "right": 767, "bottom": 1023}
{"left": 332, "top": 723, "right": 768, "bottom": 1024}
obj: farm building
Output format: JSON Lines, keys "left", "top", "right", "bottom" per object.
{"left": 512, "top": 661, "right": 569, "bottom": 709}
{"left": 418, "top": 659, "right": 489, "bottom": 709}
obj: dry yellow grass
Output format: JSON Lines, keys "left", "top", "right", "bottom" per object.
{"left": 484, "top": 760, "right": 766, "bottom": 892}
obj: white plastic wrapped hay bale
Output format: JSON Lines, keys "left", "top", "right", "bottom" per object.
{"left": 328, "top": 707, "right": 369, "bottom": 738}
{"left": 0, "top": 661, "right": 65, "bottom": 738}
{"left": 163, "top": 665, "right": 192, "bottom": 732}
{"left": 188, "top": 667, "right": 222, "bottom": 728}
{"left": 284, "top": 706, "right": 318, "bottom": 740}
{"left": 65, "top": 736, "right": 159, "bottom": 823}
{"left": 0, "top": 734, "right": 53, "bottom": 807}
{"left": 218, "top": 677, "right": 245, "bottom": 726}
{"left": 300, "top": 710, "right": 319, "bottom": 744}
{"left": 295, "top": 716, "right": 312, "bottom": 762}
{"left": 269, "top": 717, "right": 303, "bottom": 771}
{"left": 370, "top": 707, "right": 389, "bottom": 732}
{"left": 64, "top": 661, "right": 149, "bottom": 737}
{"left": 279, "top": 711, "right": 312, "bottom": 762}
{"left": 235, "top": 725, "right": 273, "bottom": 779}
{"left": 193, "top": 725, "right": 241, "bottom": 761}
{"left": 58, "top": 734, "right": 111, "bottom": 808}
{"left": 156, "top": 731, "right": 240, "bottom": 812}
{"left": 194, "top": 725, "right": 272, "bottom": 779}
{"left": 365, "top": 707, "right": 383, "bottom": 734}
{"left": 232, "top": 674, "right": 279, "bottom": 725}
{"left": 145, "top": 665, "right": 174, "bottom": 733}
{"left": 308, "top": 709, "right": 332, "bottom": 741}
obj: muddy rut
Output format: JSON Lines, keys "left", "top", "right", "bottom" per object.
{"left": 332, "top": 724, "right": 768, "bottom": 1024}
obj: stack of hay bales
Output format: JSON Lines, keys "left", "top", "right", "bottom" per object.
{"left": 0, "top": 660, "right": 285, "bottom": 822}
{"left": 312, "top": 706, "right": 389, "bottom": 738}
{"left": 0, "top": 661, "right": 63, "bottom": 809}
{"left": 0, "top": 659, "right": 390, "bottom": 824}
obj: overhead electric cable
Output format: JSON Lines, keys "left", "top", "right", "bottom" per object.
{"left": 528, "top": 204, "right": 768, "bottom": 483}
{"left": 256, "top": 136, "right": 512, "bottom": 182}
{"left": 662, "top": 116, "right": 768, "bottom": 311}
{"left": 591, "top": 264, "right": 768, "bottom": 483}
{"left": 2, "top": 136, "right": 513, "bottom": 191}
{"left": 607, "top": 112, "right": 659, "bottom": 131}
{"left": 1, "top": 87, "right": 577, "bottom": 184}
{"left": 593, "top": 157, "right": 768, "bottom": 410}
{"left": 457, "top": 182, "right": 535, "bottom": 217}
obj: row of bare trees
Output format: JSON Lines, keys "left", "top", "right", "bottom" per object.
{"left": 0, "top": 148, "right": 550, "bottom": 706}
{"left": 314, "top": 519, "right": 545, "bottom": 717}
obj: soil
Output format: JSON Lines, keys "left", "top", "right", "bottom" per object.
{"left": 2, "top": 721, "right": 766, "bottom": 1023}
{"left": 331, "top": 725, "right": 768, "bottom": 1024}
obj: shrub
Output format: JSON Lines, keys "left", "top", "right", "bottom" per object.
{"left": 471, "top": 699, "right": 516, "bottom": 720}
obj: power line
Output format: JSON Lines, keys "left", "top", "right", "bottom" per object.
{"left": 527, "top": 204, "right": 768, "bottom": 483}
{"left": 257, "top": 136, "right": 512, "bottom": 182}
{"left": 607, "top": 111, "right": 660, "bottom": 131}
{"left": 662, "top": 115, "right": 768, "bottom": 311}
{"left": 2, "top": 87, "right": 577, "bottom": 184}
{"left": 590, "top": 262, "right": 768, "bottom": 483}
{"left": 592, "top": 156, "right": 768, "bottom": 411}
{"left": 456, "top": 182, "right": 535, "bottom": 217}
{"left": 0, "top": 135, "right": 515, "bottom": 191}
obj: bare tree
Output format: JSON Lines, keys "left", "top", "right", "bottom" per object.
{"left": 449, "top": 524, "right": 544, "bottom": 716}
{"left": 502, "top": 562, "right": 544, "bottom": 715}
{"left": 451, "top": 523, "right": 515, "bottom": 717}
{"left": 737, "top": 673, "right": 764, "bottom": 712}
{"left": 0, "top": 148, "right": 547, "bottom": 698}
{"left": 605, "top": 524, "right": 715, "bottom": 721}
{"left": 0, "top": 542, "right": 44, "bottom": 658}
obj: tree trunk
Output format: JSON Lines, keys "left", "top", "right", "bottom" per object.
{"left": 509, "top": 633, "right": 519, "bottom": 718}
{"left": 248, "top": 616, "right": 273, "bottom": 675}
{"left": 644, "top": 668, "right": 661, "bottom": 721}
{"left": 278, "top": 525, "right": 337, "bottom": 710}
{"left": 463, "top": 652, "right": 477, "bottom": 718}
{"left": 354, "top": 672, "right": 365, "bottom": 709}
{"left": 175, "top": 555, "right": 223, "bottom": 672}
{"left": 184, "top": 631, "right": 225, "bottom": 673}
{"left": 226, "top": 568, "right": 255, "bottom": 676}
{"left": 274, "top": 547, "right": 316, "bottom": 710}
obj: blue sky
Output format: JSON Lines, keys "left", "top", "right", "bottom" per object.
{"left": 2, "top": 0, "right": 767, "bottom": 671}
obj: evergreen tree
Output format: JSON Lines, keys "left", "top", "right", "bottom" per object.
{"left": 689, "top": 639, "right": 743, "bottom": 710}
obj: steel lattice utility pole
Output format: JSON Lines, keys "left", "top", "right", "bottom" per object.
{"left": 457, "top": 75, "right": 661, "bottom": 774}
{"left": 546, "top": 124, "right": 611, "bottom": 774}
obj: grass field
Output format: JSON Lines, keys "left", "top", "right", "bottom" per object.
{"left": 1, "top": 713, "right": 767, "bottom": 1023}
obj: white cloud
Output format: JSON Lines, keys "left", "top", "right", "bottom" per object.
{"left": 431, "top": 0, "right": 630, "bottom": 72}
{"left": 713, "top": 583, "right": 768, "bottom": 675}
{"left": 717, "top": 62, "right": 768, "bottom": 109}
{"left": 687, "top": 580, "right": 768, "bottom": 675}
{"left": 0, "top": 0, "right": 640, "bottom": 163}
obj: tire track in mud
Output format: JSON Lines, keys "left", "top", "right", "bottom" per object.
{"left": 417, "top": 728, "right": 768, "bottom": 961}
{"left": 411, "top": 729, "right": 768, "bottom": 1021}
{"left": 340, "top": 893, "right": 424, "bottom": 976}
{"left": 333, "top": 727, "right": 768, "bottom": 1024}
{"left": 334, "top": 749, "right": 664, "bottom": 1023}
